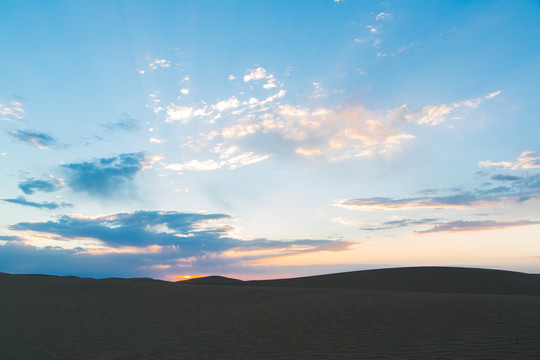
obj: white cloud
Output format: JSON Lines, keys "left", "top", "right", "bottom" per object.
{"left": 223, "top": 152, "right": 270, "bottom": 170}
{"left": 149, "top": 137, "right": 167, "bottom": 144}
{"left": 0, "top": 99, "right": 24, "bottom": 121}
{"left": 165, "top": 152, "right": 269, "bottom": 172}
{"left": 244, "top": 67, "right": 270, "bottom": 82}
{"left": 263, "top": 80, "right": 277, "bottom": 89}
{"left": 312, "top": 82, "right": 327, "bottom": 98}
{"left": 180, "top": 89, "right": 189, "bottom": 95}
{"left": 212, "top": 144, "right": 239, "bottom": 159}
{"left": 0, "top": 152, "right": 6, "bottom": 156}
{"left": 479, "top": 150, "right": 540, "bottom": 170}
{"left": 149, "top": 59, "right": 171, "bottom": 70}
{"left": 228, "top": 74, "right": 236, "bottom": 80}
{"left": 166, "top": 159, "right": 221, "bottom": 172}
{"left": 213, "top": 96, "right": 240, "bottom": 112}
{"left": 222, "top": 123, "right": 261, "bottom": 139}
{"left": 295, "top": 147, "right": 322, "bottom": 156}
{"left": 376, "top": 12, "right": 393, "bottom": 21}
{"left": 485, "top": 90, "right": 501, "bottom": 99}
{"left": 403, "top": 92, "right": 494, "bottom": 126}
{"left": 165, "top": 105, "right": 194, "bottom": 123}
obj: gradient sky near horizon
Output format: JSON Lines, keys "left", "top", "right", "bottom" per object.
{"left": 1, "top": 0, "right": 540, "bottom": 280}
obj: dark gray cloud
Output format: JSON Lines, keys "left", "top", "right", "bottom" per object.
{"left": 359, "top": 218, "right": 438, "bottom": 231}
{"left": 3, "top": 210, "right": 354, "bottom": 278}
{"left": 491, "top": 174, "right": 523, "bottom": 182}
{"left": 2, "top": 196, "right": 73, "bottom": 209}
{"left": 417, "top": 220, "right": 540, "bottom": 234}
{"left": 61, "top": 152, "right": 145, "bottom": 197}
{"left": 7, "top": 130, "right": 58, "bottom": 149}
{"left": 101, "top": 114, "right": 138, "bottom": 131}
{"left": 18, "top": 178, "right": 60, "bottom": 195}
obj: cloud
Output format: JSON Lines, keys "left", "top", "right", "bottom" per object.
{"left": 0, "top": 99, "right": 24, "bottom": 121}
{"left": 340, "top": 165, "right": 540, "bottom": 212}
{"left": 479, "top": 151, "right": 540, "bottom": 170}
{"left": 61, "top": 152, "right": 146, "bottom": 197}
{"left": 8, "top": 130, "right": 58, "bottom": 149}
{"left": 2, "top": 196, "right": 72, "bottom": 209}
{"left": 375, "top": 12, "right": 393, "bottom": 21}
{"left": 338, "top": 193, "right": 493, "bottom": 210}
{"left": 101, "top": 114, "right": 138, "bottom": 131}
{"left": 212, "top": 96, "right": 240, "bottom": 112}
{"left": 165, "top": 104, "right": 210, "bottom": 123}
{"left": 485, "top": 90, "right": 501, "bottom": 99}
{"left": 243, "top": 67, "right": 271, "bottom": 82}
{"left": 3, "top": 210, "right": 354, "bottom": 278}
{"left": 166, "top": 159, "right": 221, "bottom": 172}
{"left": 149, "top": 137, "right": 167, "bottom": 144}
{"left": 295, "top": 147, "right": 322, "bottom": 156}
{"left": 19, "top": 177, "right": 61, "bottom": 195}
{"left": 491, "top": 174, "right": 523, "bottom": 182}
{"left": 417, "top": 220, "right": 540, "bottom": 234}
{"left": 149, "top": 59, "right": 170, "bottom": 70}
{"left": 165, "top": 152, "right": 270, "bottom": 172}
{"left": 243, "top": 67, "right": 277, "bottom": 89}
{"left": 354, "top": 218, "right": 439, "bottom": 230}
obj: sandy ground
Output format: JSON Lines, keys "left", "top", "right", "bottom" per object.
{"left": 1, "top": 271, "right": 540, "bottom": 359}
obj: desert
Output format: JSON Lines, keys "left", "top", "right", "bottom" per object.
{"left": 1, "top": 267, "right": 540, "bottom": 359}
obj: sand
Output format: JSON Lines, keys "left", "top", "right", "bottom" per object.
{"left": 1, "top": 268, "right": 540, "bottom": 359}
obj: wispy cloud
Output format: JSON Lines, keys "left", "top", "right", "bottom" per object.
{"left": 340, "top": 152, "right": 540, "bottom": 211}
{"left": 480, "top": 150, "right": 540, "bottom": 170}
{"left": 149, "top": 58, "right": 170, "bottom": 70}
{"left": 336, "top": 218, "right": 439, "bottom": 230}
{"left": 19, "top": 177, "right": 61, "bottom": 195}
{"left": 375, "top": 12, "right": 393, "bottom": 21}
{"left": 417, "top": 220, "right": 540, "bottom": 234}
{"left": 2, "top": 196, "right": 72, "bottom": 209}
{"left": 7, "top": 130, "right": 59, "bottom": 149}
{"left": 0, "top": 99, "right": 24, "bottom": 121}
{"left": 61, "top": 152, "right": 147, "bottom": 197}
{"left": 165, "top": 152, "right": 270, "bottom": 172}
{"left": 339, "top": 193, "right": 490, "bottom": 210}
{"left": 101, "top": 114, "right": 138, "bottom": 131}
{"left": 491, "top": 174, "right": 523, "bottom": 182}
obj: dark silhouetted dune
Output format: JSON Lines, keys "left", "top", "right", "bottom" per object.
{"left": 2, "top": 268, "right": 540, "bottom": 359}
{"left": 242, "top": 266, "right": 540, "bottom": 295}
{"left": 180, "top": 275, "right": 243, "bottom": 285}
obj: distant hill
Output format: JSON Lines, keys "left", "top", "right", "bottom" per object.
{"left": 183, "top": 267, "right": 540, "bottom": 295}
{"left": 244, "top": 267, "right": 540, "bottom": 295}
{"left": 180, "top": 275, "right": 243, "bottom": 285}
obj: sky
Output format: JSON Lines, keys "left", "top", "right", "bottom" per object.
{"left": 1, "top": 0, "right": 540, "bottom": 281}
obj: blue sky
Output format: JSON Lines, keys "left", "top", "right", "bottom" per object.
{"left": 1, "top": 0, "right": 540, "bottom": 280}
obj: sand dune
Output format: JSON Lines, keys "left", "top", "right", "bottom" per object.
{"left": 2, "top": 268, "right": 540, "bottom": 359}
{"left": 237, "top": 266, "right": 540, "bottom": 295}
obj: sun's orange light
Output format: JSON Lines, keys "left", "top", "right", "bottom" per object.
{"left": 176, "top": 275, "right": 204, "bottom": 281}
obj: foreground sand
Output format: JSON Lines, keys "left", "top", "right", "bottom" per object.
{"left": 1, "top": 269, "right": 540, "bottom": 359}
